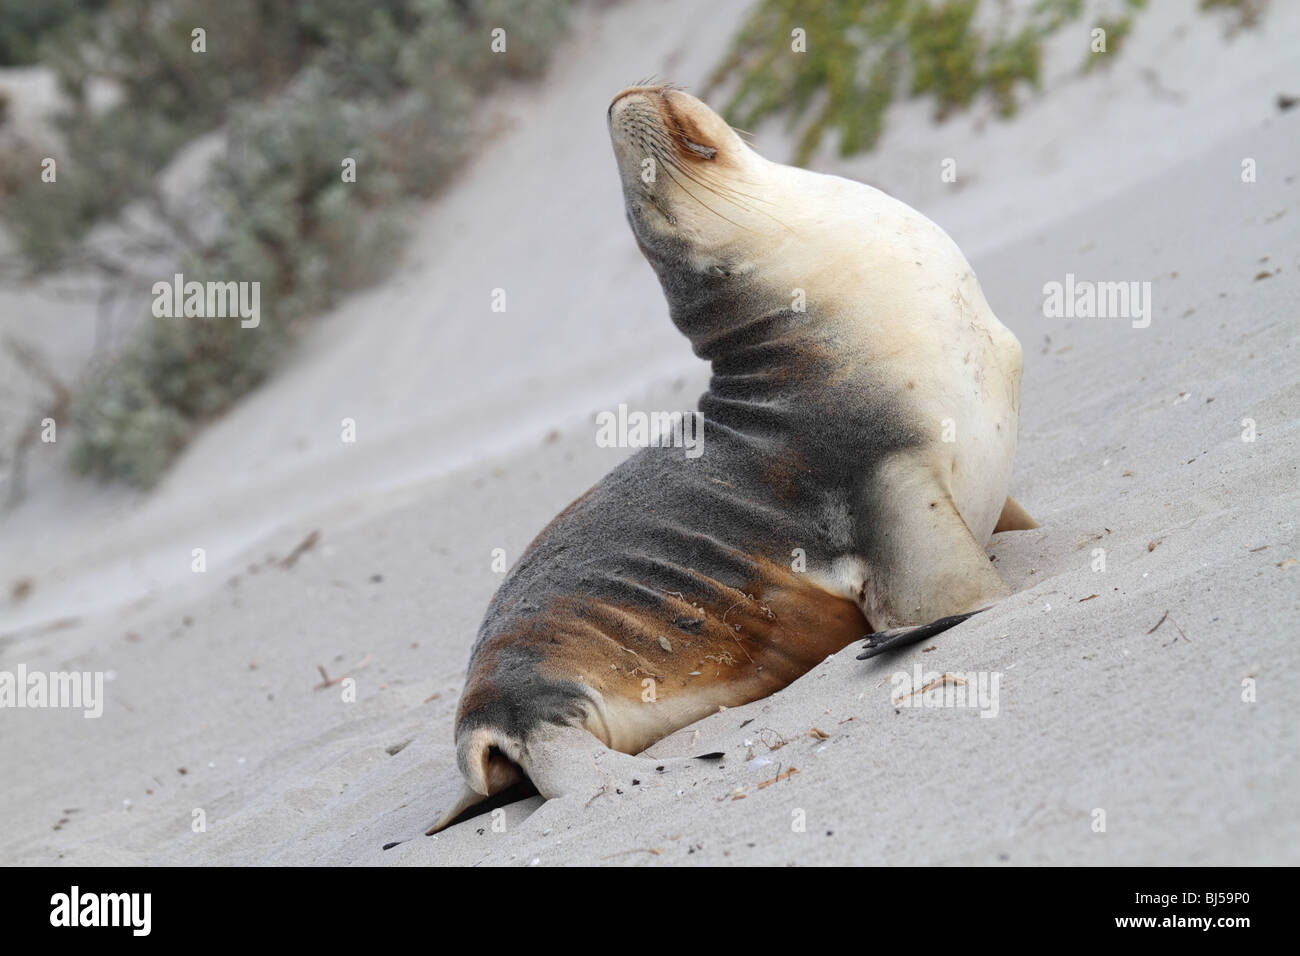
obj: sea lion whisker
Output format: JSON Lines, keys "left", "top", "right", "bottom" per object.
{"left": 657, "top": 163, "right": 754, "bottom": 233}
{"left": 647, "top": 148, "right": 765, "bottom": 215}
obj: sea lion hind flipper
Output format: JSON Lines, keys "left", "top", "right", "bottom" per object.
{"left": 856, "top": 607, "right": 990, "bottom": 660}
{"left": 428, "top": 722, "right": 688, "bottom": 833}
{"left": 424, "top": 784, "right": 496, "bottom": 835}
{"left": 424, "top": 723, "right": 526, "bottom": 834}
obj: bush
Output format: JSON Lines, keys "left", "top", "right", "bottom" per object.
{"left": 0, "top": 0, "right": 107, "bottom": 67}
{"left": 2, "top": 0, "right": 572, "bottom": 486}
{"left": 704, "top": 0, "right": 1256, "bottom": 165}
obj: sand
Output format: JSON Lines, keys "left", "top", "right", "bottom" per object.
{"left": 0, "top": 0, "right": 1296, "bottom": 865}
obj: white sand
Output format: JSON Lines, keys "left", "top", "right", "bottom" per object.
{"left": 0, "top": 0, "right": 1297, "bottom": 865}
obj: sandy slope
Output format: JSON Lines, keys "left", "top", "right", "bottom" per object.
{"left": 0, "top": 0, "right": 1297, "bottom": 865}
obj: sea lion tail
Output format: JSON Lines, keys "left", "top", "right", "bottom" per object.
{"left": 457, "top": 725, "right": 527, "bottom": 797}
{"left": 424, "top": 725, "right": 526, "bottom": 835}
{"left": 427, "top": 716, "right": 685, "bottom": 835}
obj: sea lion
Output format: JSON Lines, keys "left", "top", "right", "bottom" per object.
{"left": 426, "top": 85, "right": 1037, "bottom": 833}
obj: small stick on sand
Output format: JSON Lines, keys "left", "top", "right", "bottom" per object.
{"left": 314, "top": 654, "right": 372, "bottom": 689}
{"left": 757, "top": 766, "right": 798, "bottom": 789}
{"left": 279, "top": 530, "right": 321, "bottom": 569}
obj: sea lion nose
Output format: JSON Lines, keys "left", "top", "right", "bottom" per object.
{"left": 608, "top": 85, "right": 665, "bottom": 118}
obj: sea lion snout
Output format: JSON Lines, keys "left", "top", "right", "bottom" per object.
{"left": 607, "top": 85, "right": 733, "bottom": 163}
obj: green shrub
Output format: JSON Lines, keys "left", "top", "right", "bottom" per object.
{"left": 0, "top": 0, "right": 107, "bottom": 66}
{"left": 706, "top": 0, "right": 1250, "bottom": 165}
{"left": 2, "top": 0, "right": 572, "bottom": 486}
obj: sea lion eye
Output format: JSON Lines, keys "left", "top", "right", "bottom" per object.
{"left": 682, "top": 136, "right": 717, "bottom": 160}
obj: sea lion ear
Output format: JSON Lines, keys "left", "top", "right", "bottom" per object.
{"left": 691, "top": 247, "right": 752, "bottom": 275}
{"left": 696, "top": 255, "right": 754, "bottom": 281}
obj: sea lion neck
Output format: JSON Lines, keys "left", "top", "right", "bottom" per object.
{"left": 652, "top": 257, "right": 773, "bottom": 346}
{"left": 652, "top": 262, "right": 818, "bottom": 407}
{"left": 663, "top": 287, "right": 825, "bottom": 447}
{"left": 696, "top": 316, "right": 819, "bottom": 445}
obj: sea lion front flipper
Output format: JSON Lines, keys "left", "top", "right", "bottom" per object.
{"left": 993, "top": 495, "right": 1039, "bottom": 532}
{"left": 859, "top": 454, "right": 1013, "bottom": 630}
{"left": 856, "top": 608, "right": 989, "bottom": 660}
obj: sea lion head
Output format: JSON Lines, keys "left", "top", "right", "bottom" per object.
{"left": 606, "top": 85, "right": 852, "bottom": 351}
{"left": 607, "top": 85, "right": 765, "bottom": 273}
{"left": 607, "top": 86, "right": 796, "bottom": 336}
